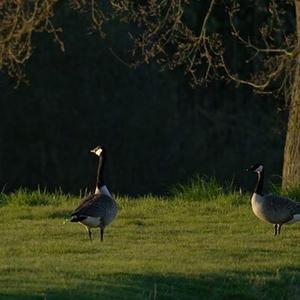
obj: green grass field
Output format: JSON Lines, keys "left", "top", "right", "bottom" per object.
{"left": 1, "top": 181, "right": 300, "bottom": 300}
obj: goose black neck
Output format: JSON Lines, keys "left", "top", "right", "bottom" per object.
{"left": 96, "top": 153, "right": 106, "bottom": 189}
{"left": 254, "top": 170, "right": 264, "bottom": 196}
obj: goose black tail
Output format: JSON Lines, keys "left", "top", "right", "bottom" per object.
{"left": 70, "top": 215, "right": 86, "bottom": 222}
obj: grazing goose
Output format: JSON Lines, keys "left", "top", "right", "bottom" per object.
{"left": 247, "top": 162, "right": 300, "bottom": 235}
{"left": 70, "top": 146, "right": 117, "bottom": 241}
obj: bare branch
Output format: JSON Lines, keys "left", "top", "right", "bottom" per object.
{"left": 220, "top": 54, "right": 285, "bottom": 90}
{"left": 198, "top": 0, "right": 216, "bottom": 41}
{"left": 0, "top": 0, "right": 63, "bottom": 82}
{"left": 228, "top": 7, "right": 293, "bottom": 57}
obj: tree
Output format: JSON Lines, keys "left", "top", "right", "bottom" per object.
{"left": 1, "top": 0, "right": 299, "bottom": 190}
{"left": 0, "top": 0, "right": 63, "bottom": 83}
{"left": 73, "top": 0, "right": 299, "bottom": 190}
{"left": 283, "top": 2, "right": 300, "bottom": 190}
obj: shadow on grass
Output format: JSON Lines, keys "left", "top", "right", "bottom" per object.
{"left": 1, "top": 269, "right": 300, "bottom": 300}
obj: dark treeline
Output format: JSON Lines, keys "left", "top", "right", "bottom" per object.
{"left": 0, "top": 2, "right": 287, "bottom": 195}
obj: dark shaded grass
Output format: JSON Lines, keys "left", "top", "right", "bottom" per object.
{"left": 1, "top": 270, "right": 300, "bottom": 300}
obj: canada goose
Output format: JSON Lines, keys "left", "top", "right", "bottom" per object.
{"left": 70, "top": 146, "right": 117, "bottom": 241}
{"left": 247, "top": 162, "right": 300, "bottom": 235}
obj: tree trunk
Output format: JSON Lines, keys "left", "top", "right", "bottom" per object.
{"left": 282, "top": 1, "right": 300, "bottom": 190}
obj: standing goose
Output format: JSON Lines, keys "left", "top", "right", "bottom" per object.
{"left": 247, "top": 162, "right": 300, "bottom": 235}
{"left": 70, "top": 146, "right": 117, "bottom": 241}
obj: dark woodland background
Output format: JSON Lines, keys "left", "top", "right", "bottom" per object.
{"left": 0, "top": 2, "right": 288, "bottom": 195}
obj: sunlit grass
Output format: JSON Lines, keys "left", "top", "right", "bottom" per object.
{"left": 1, "top": 181, "right": 300, "bottom": 299}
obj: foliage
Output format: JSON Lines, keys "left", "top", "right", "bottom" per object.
{"left": 170, "top": 175, "right": 243, "bottom": 207}
{"left": 0, "top": 2, "right": 286, "bottom": 195}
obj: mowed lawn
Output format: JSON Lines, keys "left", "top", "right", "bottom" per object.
{"left": 1, "top": 190, "right": 300, "bottom": 300}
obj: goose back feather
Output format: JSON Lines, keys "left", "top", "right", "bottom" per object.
{"left": 71, "top": 193, "right": 117, "bottom": 226}
{"left": 252, "top": 193, "right": 300, "bottom": 224}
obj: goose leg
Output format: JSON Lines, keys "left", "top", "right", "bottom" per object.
{"left": 88, "top": 228, "right": 92, "bottom": 242}
{"left": 100, "top": 228, "right": 104, "bottom": 242}
{"left": 277, "top": 224, "right": 282, "bottom": 235}
{"left": 274, "top": 224, "right": 278, "bottom": 236}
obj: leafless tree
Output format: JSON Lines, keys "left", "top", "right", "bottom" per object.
{"left": 73, "top": 0, "right": 300, "bottom": 190}
{"left": 1, "top": 0, "right": 300, "bottom": 189}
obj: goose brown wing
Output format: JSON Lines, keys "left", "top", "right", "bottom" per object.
{"left": 71, "top": 194, "right": 114, "bottom": 218}
{"left": 264, "top": 195, "right": 300, "bottom": 215}
{"left": 71, "top": 194, "right": 95, "bottom": 215}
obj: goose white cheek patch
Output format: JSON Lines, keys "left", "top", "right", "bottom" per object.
{"left": 255, "top": 165, "right": 263, "bottom": 173}
{"left": 95, "top": 148, "right": 103, "bottom": 156}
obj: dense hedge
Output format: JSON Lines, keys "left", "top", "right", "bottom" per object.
{"left": 0, "top": 3, "right": 287, "bottom": 195}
